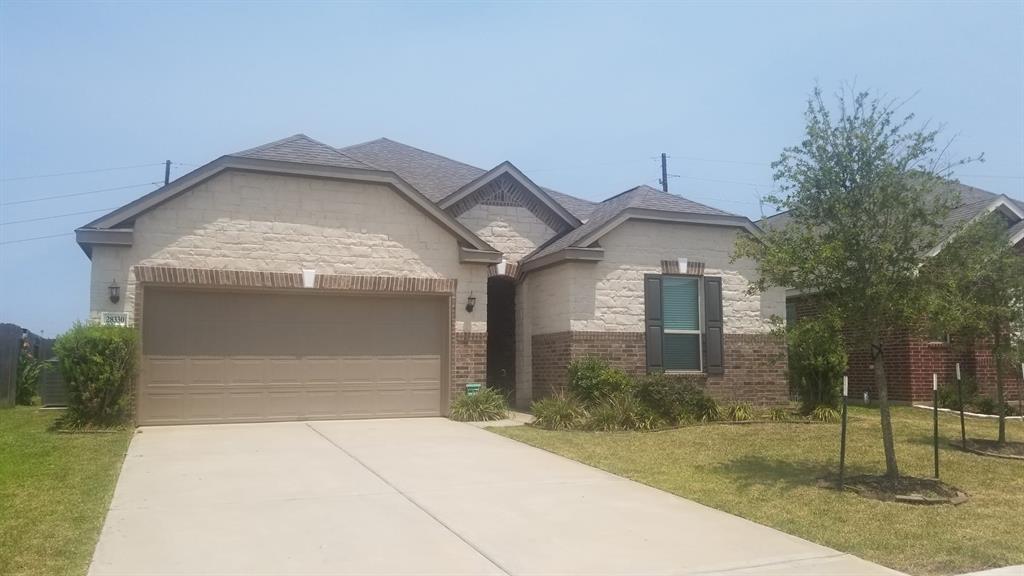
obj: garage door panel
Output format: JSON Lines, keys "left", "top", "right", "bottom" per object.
{"left": 185, "top": 391, "right": 225, "bottom": 420}
{"left": 139, "top": 289, "right": 446, "bottom": 424}
{"left": 187, "top": 358, "right": 227, "bottom": 385}
{"left": 227, "top": 358, "right": 266, "bottom": 386}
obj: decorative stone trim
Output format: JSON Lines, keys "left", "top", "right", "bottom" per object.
{"left": 132, "top": 265, "right": 456, "bottom": 294}
{"left": 660, "top": 259, "right": 706, "bottom": 275}
{"left": 447, "top": 173, "right": 572, "bottom": 233}
{"left": 487, "top": 261, "right": 521, "bottom": 281}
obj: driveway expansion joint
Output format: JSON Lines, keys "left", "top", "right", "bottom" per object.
{"left": 305, "top": 422, "right": 512, "bottom": 576}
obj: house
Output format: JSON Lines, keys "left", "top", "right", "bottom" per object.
{"left": 764, "top": 183, "right": 1024, "bottom": 404}
{"left": 76, "top": 135, "right": 787, "bottom": 425}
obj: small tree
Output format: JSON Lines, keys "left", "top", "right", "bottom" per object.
{"left": 922, "top": 215, "right": 1024, "bottom": 444}
{"left": 736, "top": 87, "right": 974, "bottom": 478}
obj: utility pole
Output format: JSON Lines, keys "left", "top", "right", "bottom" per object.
{"left": 659, "top": 153, "right": 669, "bottom": 192}
{"left": 164, "top": 160, "right": 171, "bottom": 186}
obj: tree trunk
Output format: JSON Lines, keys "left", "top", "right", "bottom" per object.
{"left": 993, "top": 328, "right": 1006, "bottom": 445}
{"left": 872, "top": 337, "right": 899, "bottom": 479}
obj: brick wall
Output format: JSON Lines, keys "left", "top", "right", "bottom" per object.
{"left": 531, "top": 332, "right": 574, "bottom": 399}
{"left": 453, "top": 332, "right": 487, "bottom": 394}
{"left": 530, "top": 331, "right": 787, "bottom": 405}
{"left": 707, "top": 334, "right": 789, "bottom": 405}
{"left": 790, "top": 295, "right": 1023, "bottom": 404}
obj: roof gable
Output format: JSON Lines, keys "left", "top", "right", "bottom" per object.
{"left": 339, "top": 138, "right": 598, "bottom": 220}
{"left": 440, "top": 162, "right": 581, "bottom": 232}
{"left": 521, "top": 185, "right": 758, "bottom": 269}
{"left": 76, "top": 154, "right": 499, "bottom": 257}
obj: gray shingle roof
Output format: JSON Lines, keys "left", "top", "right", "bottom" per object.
{"left": 231, "top": 134, "right": 371, "bottom": 170}
{"left": 1009, "top": 219, "right": 1024, "bottom": 242}
{"left": 339, "top": 138, "right": 597, "bottom": 220}
{"left": 524, "top": 185, "right": 738, "bottom": 262}
{"left": 339, "top": 138, "right": 484, "bottom": 202}
{"left": 758, "top": 180, "right": 1024, "bottom": 233}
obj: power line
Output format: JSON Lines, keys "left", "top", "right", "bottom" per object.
{"left": 0, "top": 232, "right": 74, "bottom": 245}
{"left": 1, "top": 207, "right": 115, "bottom": 226}
{"left": 1, "top": 162, "right": 165, "bottom": 182}
{"left": 1, "top": 181, "right": 160, "bottom": 206}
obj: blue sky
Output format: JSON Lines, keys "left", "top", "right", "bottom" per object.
{"left": 1, "top": 1, "right": 1022, "bottom": 336}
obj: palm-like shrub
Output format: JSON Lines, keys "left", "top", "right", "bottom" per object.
{"left": 583, "top": 393, "right": 661, "bottom": 431}
{"left": 449, "top": 387, "right": 509, "bottom": 422}
{"left": 727, "top": 403, "right": 755, "bottom": 422}
{"left": 809, "top": 405, "right": 840, "bottom": 422}
{"left": 699, "top": 398, "right": 723, "bottom": 422}
{"left": 531, "top": 394, "right": 587, "bottom": 430}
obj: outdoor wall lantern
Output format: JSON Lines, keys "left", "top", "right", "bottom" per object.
{"left": 108, "top": 279, "right": 120, "bottom": 304}
{"left": 465, "top": 292, "right": 476, "bottom": 313}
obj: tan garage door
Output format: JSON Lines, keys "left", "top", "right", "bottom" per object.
{"left": 139, "top": 288, "right": 447, "bottom": 425}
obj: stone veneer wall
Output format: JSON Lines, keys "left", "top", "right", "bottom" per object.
{"left": 531, "top": 331, "right": 788, "bottom": 405}
{"left": 90, "top": 170, "right": 489, "bottom": 332}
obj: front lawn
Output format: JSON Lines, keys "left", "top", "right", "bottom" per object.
{"left": 494, "top": 405, "right": 1024, "bottom": 576}
{"left": 0, "top": 407, "right": 132, "bottom": 576}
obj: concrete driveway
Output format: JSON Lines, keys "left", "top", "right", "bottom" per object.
{"left": 90, "top": 418, "right": 900, "bottom": 576}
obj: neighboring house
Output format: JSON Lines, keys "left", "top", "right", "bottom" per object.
{"left": 763, "top": 183, "right": 1024, "bottom": 404}
{"left": 76, "top": 135, "right": 786, "bottom": 425}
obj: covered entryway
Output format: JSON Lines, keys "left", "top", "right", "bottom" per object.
{"left": 138, "top": 288, "right": 448, "bottom": 425}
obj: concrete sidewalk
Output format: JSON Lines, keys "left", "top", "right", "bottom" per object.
{"left": 90, "top": 418, "right": 901, "bottom": 575}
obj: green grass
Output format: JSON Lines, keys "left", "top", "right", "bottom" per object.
{"left": 494, "top": 406, "right": 1024, "bottom": 576}
{"left": 0, "top": 407, "right": 132, "bottom": 576}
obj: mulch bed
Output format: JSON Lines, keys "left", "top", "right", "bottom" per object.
{"left": 962, "top": 439, "right": 1024, "bottom": 460}
{"left": 819, "top": 474, "right": 969, "bottom": 505}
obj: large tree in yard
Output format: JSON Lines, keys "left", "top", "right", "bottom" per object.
{"left": 922, "top": 215, "right": 1024, "bottom": 444}
{"left": 736, "top": 87, "right": 975, "bottom": 479}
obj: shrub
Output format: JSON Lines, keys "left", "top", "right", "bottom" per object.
{"left": 938, "top": 377, "right": 979, "bottom": 411}
{"left": 726, "top": 403, "right": 755, "bottom": 422}
{"left": 583, "top": 393, "right": 661, "bottom": 431}
{"left": 766, "top": 407, "right": 790, "bottom": 422}
{"left": 15, "top": 352, "right": 43, "bottom": 406}
{"left": 53, "top": 323, "right": 138, "bottom": 427}
{"left": 698, "top": 397, "right": 723, "bottom": 422}
{"left": 633, "top": 373, "right": 713, "bottom": 424}
{"left": 567, "top": 356, "right": 632, "bottom": 405}
{"left": 784, "top": 316, "right": 847, "bottom": 414}
{"left": 973, "top": 399, "right": 1018, "bottom": 417}
{"left": 449, "top": 387, "right": 509, "bottom": 422}
{"left": 809, "top": 404, "right": 840, "bottom": 422}
{"left": 531, "top": 393, "right": 587, "bottom": 430}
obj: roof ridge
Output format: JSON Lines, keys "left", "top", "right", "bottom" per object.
{"left": 232, "top": 133, "right": 310, "bottom": 156}
{"left": 343, "top": 137, "right": 487, "bottom": 174}
{"left": 234, "top": 133, "right": 369, "bottom": 166}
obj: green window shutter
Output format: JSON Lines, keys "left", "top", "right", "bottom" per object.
{"left": 663, "top": 277, "right": 700, "bottom": 330}
{"left": 644, "top": 275, "right": 663, "bottom": 372}
{"left": 704, "top": 276, "right": 725, "bottom": 374}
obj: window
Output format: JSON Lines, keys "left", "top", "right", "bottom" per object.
{"left": 644, "top": 273, "right": 724, "bottom": 375}
{"left": 662, "top": 276, "right": 702, "bottom": 371}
